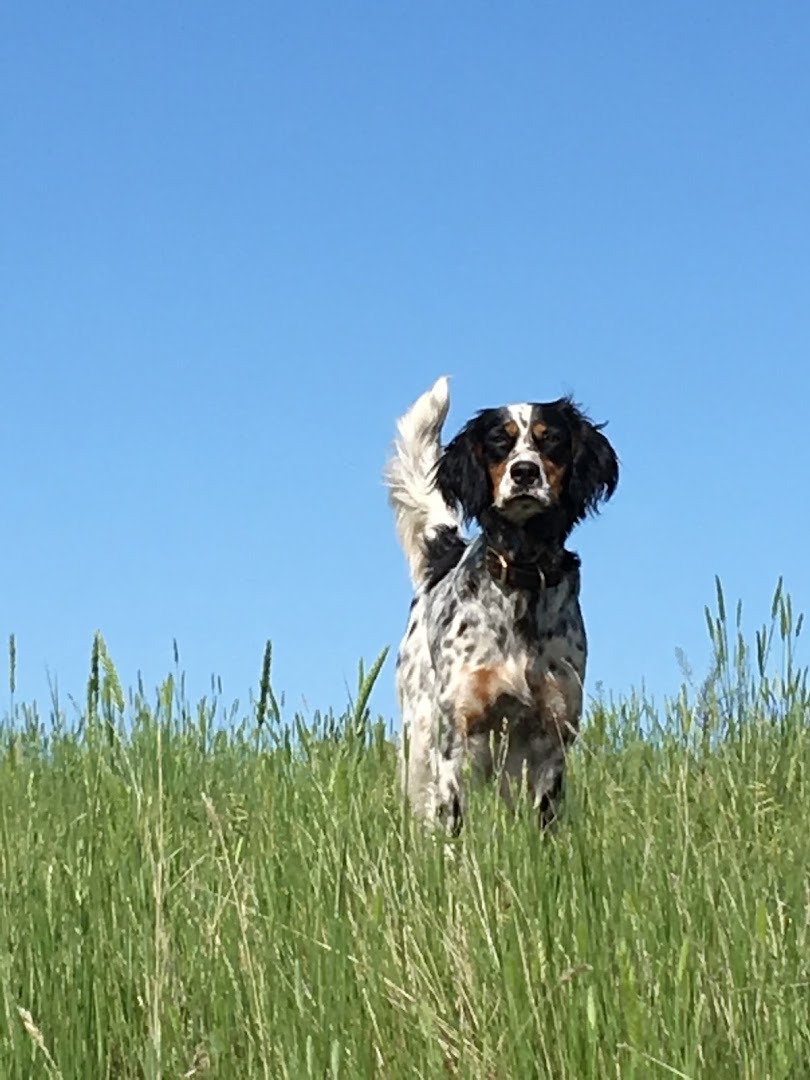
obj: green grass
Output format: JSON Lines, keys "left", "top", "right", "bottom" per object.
{"left": 1, "top": 580, "right": 809, "bottom": 1078}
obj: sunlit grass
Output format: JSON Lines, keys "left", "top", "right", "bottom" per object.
{"left": 1, "top": 581, "right": 808, "bottom": 1078}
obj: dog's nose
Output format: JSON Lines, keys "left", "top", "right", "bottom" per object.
{"left": 510, "top": 460, "right": 541, "bottom": 487}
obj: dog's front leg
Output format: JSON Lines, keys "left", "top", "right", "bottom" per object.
{"left": 436, "top": 721, "right": 465, "bottom": 834}
{"left": 528, "top": 738, "right": 567, "bottom": 829}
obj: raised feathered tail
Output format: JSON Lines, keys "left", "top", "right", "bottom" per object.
{"left": 385, "top": 376, "right": 465, "bottom": 587}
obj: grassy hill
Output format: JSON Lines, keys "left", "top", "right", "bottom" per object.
{"left": 2, "top": 582, "right": 808, "bottom": 1078}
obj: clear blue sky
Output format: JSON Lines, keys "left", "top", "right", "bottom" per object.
{"left": 3, "top": 2, "right": 809, "bottom": 726}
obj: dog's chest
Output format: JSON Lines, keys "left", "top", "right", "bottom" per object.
{"left": 426, "top": 569, "right": 587, "bottom": 739}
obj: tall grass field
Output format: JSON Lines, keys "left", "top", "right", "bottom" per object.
{"left": 2, "top": 580, "right": 809, "bottom": 1078}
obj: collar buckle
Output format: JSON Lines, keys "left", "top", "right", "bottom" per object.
{"left": 487, "top": 547, "right": 510, "bottom": 585}
{"left": 486, "top": 547, "right": 548, "bottom": 591}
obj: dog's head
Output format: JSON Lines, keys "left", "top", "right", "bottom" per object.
{"left": 436, "top": 399, "right": 618, "bottom": 535}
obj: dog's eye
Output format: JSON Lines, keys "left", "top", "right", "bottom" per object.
{"left": 489, "top": 428, "right": 516, "bottom": 453}
{"left": 536, "top": 428, "right": 565, "bottom": 453}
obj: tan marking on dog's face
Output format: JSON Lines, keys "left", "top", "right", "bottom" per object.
{"left": 485, "top": 422, "right": 520, "bottom": 498}
{"left": 488, "top": 458, "right": 510, "bottom": 496}
{"left": 531, "top": 420, "right": 568, "bottom": 498}
{"left": 540, "top": 457, "right": 567, "bottom": 498}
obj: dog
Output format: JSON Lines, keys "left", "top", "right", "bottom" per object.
{"left": 385, "top": 377, "right": 618, "bottom": 831}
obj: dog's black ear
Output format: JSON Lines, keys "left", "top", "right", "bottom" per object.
{"left": 436, "top": 419, "right": 490, "bottom": 523}
{"left": 557, "top": 398, "right": 619, "bottom": 525}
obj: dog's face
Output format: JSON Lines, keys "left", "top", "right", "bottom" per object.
{"left": 436, "top": 399, "right": 618, "bottom": 533}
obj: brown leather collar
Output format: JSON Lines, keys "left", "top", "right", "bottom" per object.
{"left": 485, "top": 546, "right": 573, "bottom": 591}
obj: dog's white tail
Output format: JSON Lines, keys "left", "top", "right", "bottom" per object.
{"left": 385, "top": 376, "right": 462, "bottom": 587}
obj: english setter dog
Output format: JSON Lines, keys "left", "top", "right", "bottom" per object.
{"left": 385, "top": 377, "right": 618, "bottom": 831}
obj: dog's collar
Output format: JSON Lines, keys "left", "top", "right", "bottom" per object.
{"left": 484, "top": 546, "right": 575, "bottom": 591}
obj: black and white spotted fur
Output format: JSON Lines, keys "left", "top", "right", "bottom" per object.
{"left": 385, "top": 377, "right": 618, "bottom": 831}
